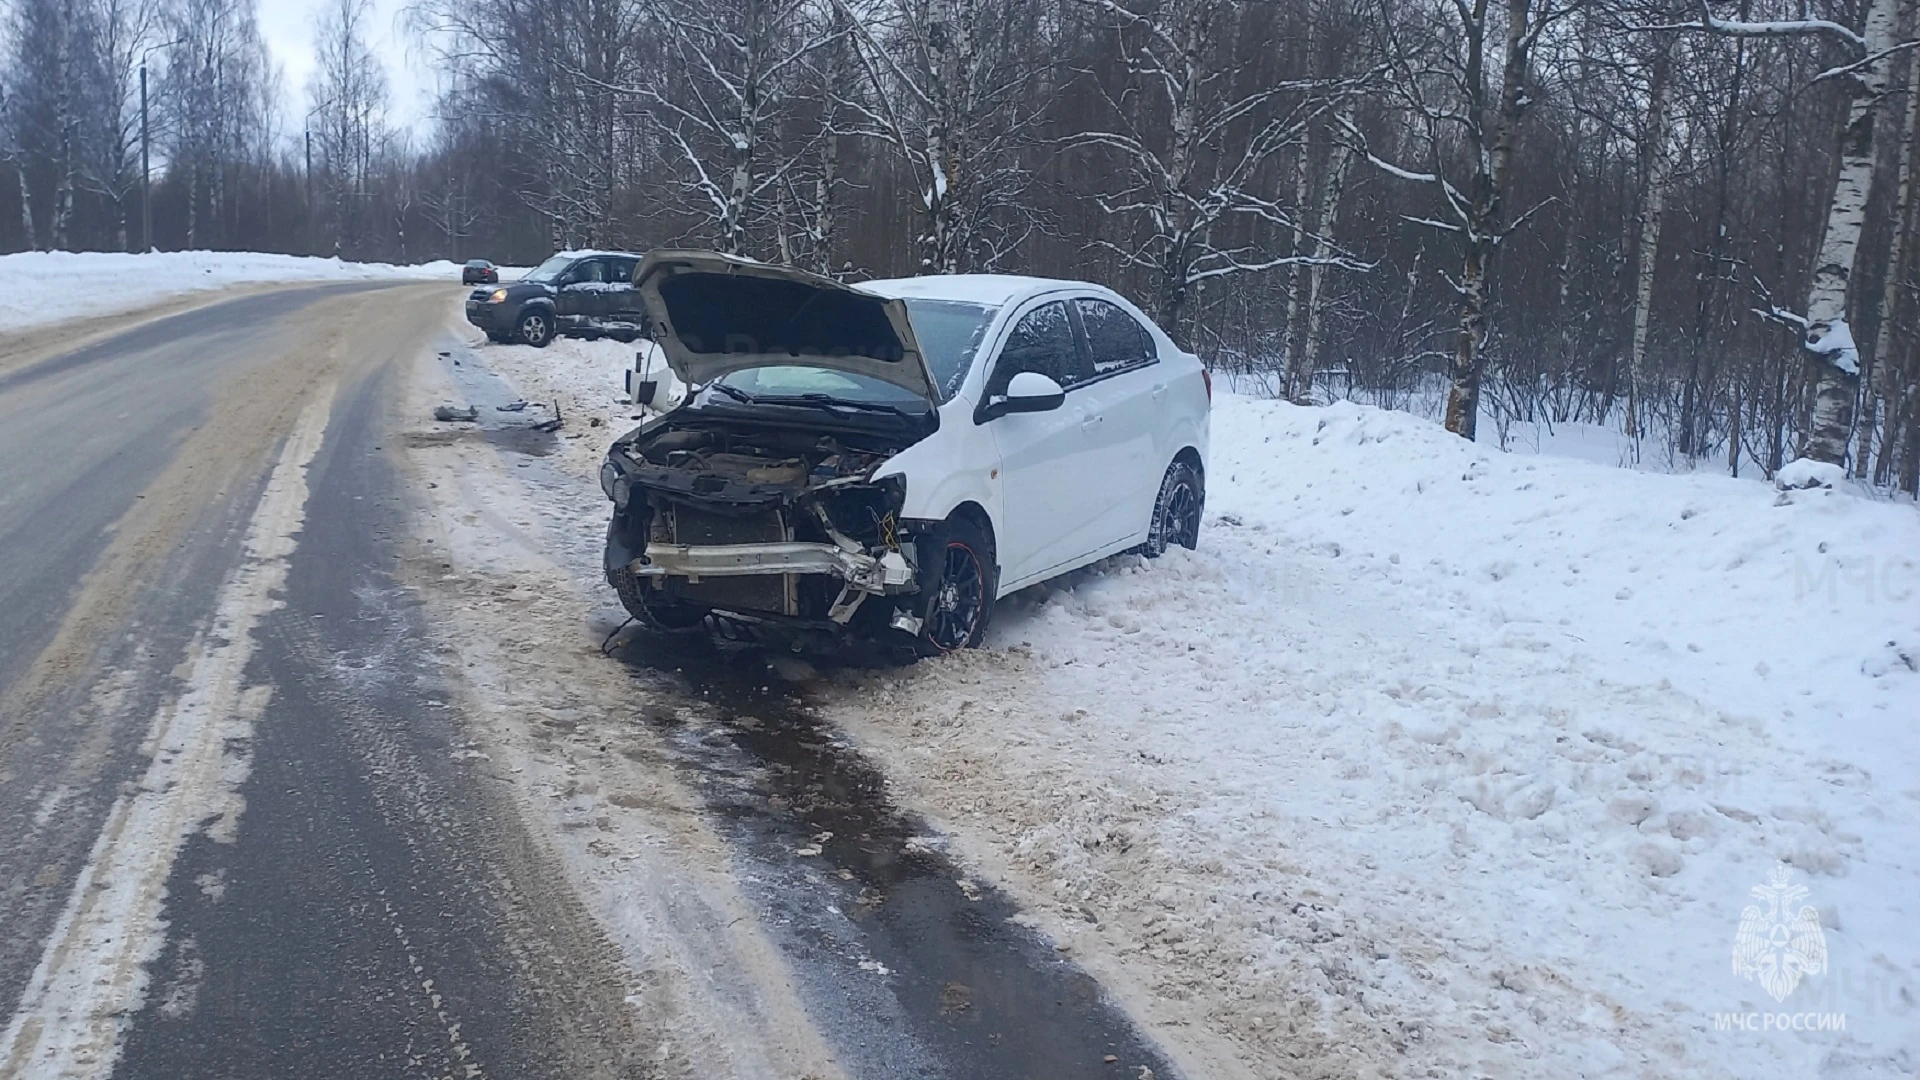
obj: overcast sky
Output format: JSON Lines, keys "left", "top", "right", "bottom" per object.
{"left": 256, "top": 0, "right": 437, "bottom": 140}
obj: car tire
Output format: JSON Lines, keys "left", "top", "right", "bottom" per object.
{"left": 1141, "top": 459, "right": 1204, "bottom": 558}
{"left": 611, "top": 569, "right": 708, "bottom": 633}
{"left": 911, "top": 516, "right": 997, "bottom": 656}
{"left": 516, "top": 307, "right": 555, "bottom": 348}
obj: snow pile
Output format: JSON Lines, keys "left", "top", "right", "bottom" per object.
{"left": 1776, "top": 457, "right": 1850, "bottom": 490}
{"left": 2, "top": 250, "right": 473, "bottom": 330}
{"left": 830, "top": 395, "right": 1919, "bottom": 1079}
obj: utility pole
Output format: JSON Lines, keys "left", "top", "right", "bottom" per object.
{"left": 140, "top": 62, "right": 150, "bottom": 252}
{"left": 137, "top": 41, "right": 181, "bottom": 253}
{"left": 304, "top": 99, "right": 330, "bottom": 256}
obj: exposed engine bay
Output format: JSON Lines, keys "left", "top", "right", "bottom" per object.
{"left": 601, "top": 415, "right": 933, "bottom": 641}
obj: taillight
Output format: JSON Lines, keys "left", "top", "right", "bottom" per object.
{"left": 1201, "top": 367, "right": 1212, "bottom": 402}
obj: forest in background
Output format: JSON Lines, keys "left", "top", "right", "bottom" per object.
{"left": 2, "top": 0, "right": 1917, "bottom": 491}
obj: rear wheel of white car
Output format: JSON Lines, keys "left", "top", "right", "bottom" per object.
{"left": 517, "top": 308, "right": 554, "bottom": 348}
{"left": 1142, "top": 459, "right": 1203, "bottom": 558}
{"left": 915, "top": 517, "right": 997, "bottom": 655}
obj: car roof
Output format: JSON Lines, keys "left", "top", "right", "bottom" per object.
{"left": 545, "top": 249, "right": 643, "bottom": 262}
{"left": 859, "top": 274, "right": 1104, "bottom": 308}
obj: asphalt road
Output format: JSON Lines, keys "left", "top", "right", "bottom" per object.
{"left": 0, "top": 285, "right": 641, "bottom": 1080}
{"left": 0, "top": 286, "right": 1182, "bottom": 1080}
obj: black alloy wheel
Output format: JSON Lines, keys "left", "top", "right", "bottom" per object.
{"left": 927, "top": 541, "right": 987, "bottom": 652}
{"left": 1144, "top": 460, "right": 1204, "bottom": 557}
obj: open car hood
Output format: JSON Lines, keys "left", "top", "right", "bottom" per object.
{"left": 633, "top": 251, "right": 937, "bottom": 402}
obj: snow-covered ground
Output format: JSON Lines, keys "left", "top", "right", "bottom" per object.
{"left": 828, "top": 397, "right": 1919, "bottom": 1079}
{"left": 2, "top": 250, "right": 486, "bottom": 331}
{"left": 447, "top": 331, "right": 679, "bottom": 476}
{"left": 448, "top": 331, "right": 1918, "bottom": 1078}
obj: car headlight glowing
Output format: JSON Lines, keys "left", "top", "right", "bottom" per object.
{"left": 488, "top": 288, "right": 509, "bottom": 303}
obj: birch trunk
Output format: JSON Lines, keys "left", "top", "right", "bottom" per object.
{"left": 918, "top": 0, "right": 958, "bottom": 273}
{"left": 14, "top": 165, "right": 35, "bottom": 250}
{"left": 1625, "top": 42, "right": 1674, "bottom": 440}
{"left": 50, "top": 0, "right": 75, "bottom": 250}
{"left": 1444, "top": 0, "right": 1530, "bottom": 440}
{"left": 1801, "top": 0, "right": 1901, "bottom": 464}
{"left": 1902, "top": 347, "right": 1920, "bottom": 492}
{"left": 1297, "top": 135, "right": 1355, "bottom": 399}
{"left": 1860, "top": 43, "right": 1920, "bottom": 477}
{"left": 1281, "top": 16, "right": 1319, "bottom": 398}
{"left": 814, "top": 131, "right": 837, "bottom": 275}
{"left": 1281, "top": 139, "right": 1315, "bottom": 398}
{"left": 1155, "top": 0, "right": 1209, "bottom": 345}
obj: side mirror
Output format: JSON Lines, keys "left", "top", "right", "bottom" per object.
{"left": 985, "top": 371, "right": 1066, "bottom": 419}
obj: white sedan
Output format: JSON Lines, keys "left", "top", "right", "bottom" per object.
{"left": 600, "top": 250, "right": 1210, "bottom": 656}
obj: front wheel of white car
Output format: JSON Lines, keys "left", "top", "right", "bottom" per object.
{"left": 1142, "top": 459, "right": 1204, "bottom": 558}
{"left": 913, "top": 517, "right": 997, "bottom": 656}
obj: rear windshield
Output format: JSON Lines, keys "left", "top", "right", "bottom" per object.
{"left": 465, "top": 260, "right": 489, "bottom": 268}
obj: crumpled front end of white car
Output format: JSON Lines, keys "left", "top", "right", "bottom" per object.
{"left": 601, "top": 417, "right": 932, "bottom": 639}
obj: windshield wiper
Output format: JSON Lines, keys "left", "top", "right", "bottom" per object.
{"left": 705, "top": 382, "right": 759, "bottom": 405}
{"left": 768, "top": 392, "right": 915, "bottom": 418}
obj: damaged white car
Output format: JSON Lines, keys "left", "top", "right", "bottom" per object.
{"left": 600, "top": 250, "right": 1210, "bottom": 656}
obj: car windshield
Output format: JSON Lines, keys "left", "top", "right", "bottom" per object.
{"left": 465, "top": 260, "right": 489, "bottom": 268}
{"left": 903, "top": 299, "right": 996, "bottom": 400}
{"left": 706, "top": 366, "right": 931, "bottom": 412}
{"left": 522, "top": 254, "right": 573, "bottom": 283}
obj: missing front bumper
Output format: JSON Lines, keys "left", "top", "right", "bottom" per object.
{"left": 631, "top": 542, "right": 913, "bottom": 595}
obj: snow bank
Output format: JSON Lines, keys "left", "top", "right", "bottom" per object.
{"left": 830, "top": 395, "right": 1919, "bottom": 1079}
{"left": 1, "top": 250, "right": 472, "bottom": 330}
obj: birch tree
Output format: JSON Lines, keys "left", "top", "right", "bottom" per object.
{"left": 622, "top": 0, "right": 838, "bottom": 256}
{"left": 308, "top": 0, "right": 388, "bottom": 258}
{"left": 1070, "top": 0, "right": 1376, "bottom": 347}
{"left": 1624, "top": 34, "right": 1675, "bottom": 440}
{"left": 75, "top": 0, "right": 163, "bottom": 250}
{"left": 1860, "top": 38, "right": 1919, "bottom": 477}
{"left": 1669, "top": 0, "right": 1916, "bottom": 464}
{"left": 833, "top": 0, "right": 1052, "bottom": 273}
{"left": 161, "top": 0, "right": 274, "bottom": 249}
{"left": 1352, "top": 0, "right": 1581, "bottom": 439}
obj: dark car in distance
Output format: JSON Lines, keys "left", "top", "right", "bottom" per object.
{"left": 465, "top": 250, "right": 646, "bottom": 347}
{"left": 461, "top": 259, "right": 499, "bottom": 285}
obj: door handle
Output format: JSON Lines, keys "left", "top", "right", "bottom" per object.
{"left": 1152, "top": 382, "right": 1168, "bottom": 400}
{"left": 1080, "top": 414, "right": 1105, "bottom": 433}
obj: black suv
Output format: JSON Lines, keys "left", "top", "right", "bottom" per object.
{"left": 465, "top": 250, "right": 647, "bottom": 347}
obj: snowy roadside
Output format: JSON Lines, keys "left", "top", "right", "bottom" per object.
{"left": 1, "top": 250, "right": 486, "bottom": 331}
{"left": 396, "top": 326, "right": 845, "bottom": 1080}
{"left": 425, "top": 329, "right": 1919, "bottom": 1078}
{"left": 431, "top": 319, "right": 679, "bottom": 480}
{"left": 823, "top": 398, "right": 1920, "bottom": 1079}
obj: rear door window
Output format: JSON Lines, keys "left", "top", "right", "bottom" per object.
{"left": 1075, "top": 298, "right": 1157, "bottom": 376}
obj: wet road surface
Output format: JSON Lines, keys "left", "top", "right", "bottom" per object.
{"left": 0, "top": 291, "right": 1185, "bottom": 1080}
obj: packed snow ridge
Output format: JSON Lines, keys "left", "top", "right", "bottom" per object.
{"left": 2, "top": 250, "right": 475, "bottom": 331}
